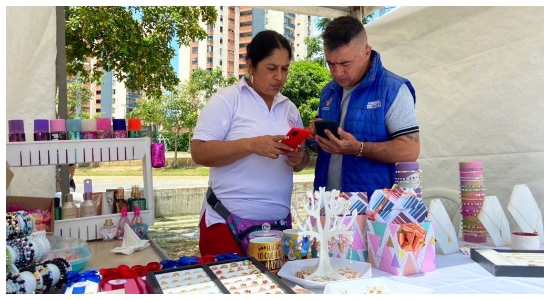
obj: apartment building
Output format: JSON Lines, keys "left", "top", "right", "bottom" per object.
{"left": 179, "top": 6, "right": 312, "bottom": 82}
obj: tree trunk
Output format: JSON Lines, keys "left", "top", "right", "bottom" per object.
{"left": 173, "top": 132, "right": 179, "bottom": 167}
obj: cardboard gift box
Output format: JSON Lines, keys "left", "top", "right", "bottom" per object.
{"left": 366, "top": 220, "right": 436, "bottom": 276}
{"left": 6, "top": 195, "right": 55, "bottom": 234}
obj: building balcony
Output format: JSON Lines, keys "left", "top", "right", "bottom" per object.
{"left": 240, "top": 15, "right": 252, "bottom": 22}
{"left": 240, "top": 25, "right": 252, "bottom": 33}
{"left": 240, "top": 36, "right": 252, "bottom": 44}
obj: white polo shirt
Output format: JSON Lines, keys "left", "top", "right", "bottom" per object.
{"left": 193, "top": 76, "right": 304, "bottom": 227}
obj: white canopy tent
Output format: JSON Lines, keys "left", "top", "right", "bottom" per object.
{"left": 4, "top": 7, "right": 545, "bottom": 232}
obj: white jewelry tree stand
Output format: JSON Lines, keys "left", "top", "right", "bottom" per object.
{"left": 507, "top": 184, "right": 544, "bottom": 243}
{"left": 291, "top": 187, "right": 357, "bottom": 281}
{"left": 426, "top": 199, "right": 459, "bottom": 255}
{"left": 478, "top": 196, "right": 511, "bottom": 247}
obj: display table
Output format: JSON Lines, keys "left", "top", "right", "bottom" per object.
{"left": 281, "top": 243, "right": 545, "bottom": 294}
{"left": 83, "top": 235, "right": 169, "bottom": 271}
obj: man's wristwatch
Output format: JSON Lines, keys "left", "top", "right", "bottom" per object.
{"left": 356, "top": 141, "right": 364, "bottom": 157}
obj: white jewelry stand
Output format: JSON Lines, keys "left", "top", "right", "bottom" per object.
{"left": 426, "top": 199, "right": 459, "bottom": 255}
{"left": 507, "top": 184, "right": 544, "bottom": 243}
{"left": 478, "top": 196, "right": 511, "bottom": 247}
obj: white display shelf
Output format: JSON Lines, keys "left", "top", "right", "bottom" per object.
{"left": 6, "top": 137, "right": 155, "bottom": 241}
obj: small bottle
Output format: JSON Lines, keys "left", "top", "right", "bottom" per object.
{"left": 66, "top": 119, "right": 82, "bottom": 140}
{"left": 112, "top": 119, "right": 127, "bottom": 138}
{"left": 61, "top": 194, "right": 78, "bottom": 220}
{"left": 127, "top": 118, "right": 142, "bottom": 138}
{"left": 96, "top": 118, "right": 113, "bottom": 139}
{"left": 128, "top": 185, "right": 147, "bottom": 211}
{"left": 101, "top": 219, "right": 117, "bottom": 242}
{"left": 115, "top": 187, "right": 128, "bottom": 213}
{"left": 50, "top": 119, "right": 68, "bottom": 140}
{"left": 131, "top": 216, "right": 148, "bottom": 239}
{"left": 130, "top": 203, "right": 141, "bottom": 226}
{"left": 81, "top": 119, "right": 98, "bottom": 139}
{"left": 117, "top": 206, "right": 132, "bottom": 239}
{"left": 80, "top": 179, "right": 97, "bottom": 217}
{"left": 8, "top": 119, "right": 25, "bottom": 142}
{"left": 33, "top": 119, "right": 51, "bottom": 141}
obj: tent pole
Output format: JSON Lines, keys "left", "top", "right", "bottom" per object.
{"left": 56, "top": 6, "right": 70, "bottom": 197}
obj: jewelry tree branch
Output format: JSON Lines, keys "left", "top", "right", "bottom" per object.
{"left": 291, "top": 187, "right": 358, "bottom": 281}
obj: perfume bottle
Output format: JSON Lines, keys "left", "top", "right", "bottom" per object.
{"left": 115, "top": 187, "right": 128, "bottom": 213}
{"left": 117, "top": 206, "right": 132, "bottom": 239}
{"left": 128, "top": 185, "right": 147, "bottom": 211}
{"left": 130, "top": 216, "right": 148, "bottom": 239}
{"left": 130, "top": 203, "right": 141, "bottom": 226}
{"left": 112, "top": 119, "right": 127, "bottom": 138}
{"left": 127, "top": 118, "right": 142, "bottom": 138}
{"left": 8, "top": 119, "right": 25, "bottom": 142}
{"left": 50, "top": 119, "right": 67, "bottom": 140}
{"left": 66, "top": 119, "right": 82, "bottom": 140}
{"left": 81, "top": 119, "right": 98, "bottom": 139}
{"left": 61, "top": 194, "right": 78, "bottom": 220}
{"left": 101, "top": 219, "right": 117, "bottom": 242}
{"left": 81, "top": 179, "right": 97, "bottom": 217}
{"left": 33, "top": 119, "right": 51, "bottom": 141}
{"left": 96, "top": 117, "right": 113, "bottom": 139}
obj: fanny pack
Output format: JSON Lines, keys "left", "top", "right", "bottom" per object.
{"left": 206, "top": 187, "right": 292, "bottom": 253}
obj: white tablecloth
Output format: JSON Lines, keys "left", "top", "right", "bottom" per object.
{"left": 282, "top": 244, "right": 544, "bottom": 294}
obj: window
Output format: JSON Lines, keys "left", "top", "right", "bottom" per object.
{"left": 96, "top": 100, "right": 101, "bottom": 104}
{"left": 207, "top": 35, "right": 213, "bottom": 41}
{"left": 207, "top": 45, "right": 213, "bottom": 52}
{"left": 207, "top": 68, "right": 213, "bottom": 71}
{"left": 192, "top": 47, "right": 198, "bottom": 54}
{"left": 96, "top": 90, "right": 101, "bottom": 95}
{"left": 220, "top": 26, "right": 223, "bottom": 33}
{"left": 220, "top": 38, "right": 223, "bottom": 44}
{"left": 112, "top": 89, "right": 116, "bottom": 95}
{"left": 220, "top": 48, "right": 223, "bottom": 55}
{"left": 207, "top": 57, "right": 213, "bottom": 63}
{"left": 192, "top": 58, "right": 198, "bottom": 64}
{"left": 207, "top": 24, "right": 214, "bottom": 30}
{"left": 219, "top": 59, "right": 223, "bottom": 66}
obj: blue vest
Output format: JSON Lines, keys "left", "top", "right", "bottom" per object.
{"left": 314, "top": 50, "right": 416, "bottom": 198}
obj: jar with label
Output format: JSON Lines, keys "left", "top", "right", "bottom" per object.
{"left": 61, "top": 194, "right": 78, "bottom": 220}
{"left": 248, "top": 223, "right": 283, "bottom": 276}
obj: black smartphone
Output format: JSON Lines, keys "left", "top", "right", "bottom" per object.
{"left": 314, "top": 120, "right": 340, "bottom": 139}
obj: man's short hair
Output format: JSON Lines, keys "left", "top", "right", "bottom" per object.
{"left": 322, "top": 16, "right": 365, "bottom": 52}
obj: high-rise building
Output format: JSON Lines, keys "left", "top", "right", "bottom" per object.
{"left": 178, "top": 6, "right": 312, "bottom": 82}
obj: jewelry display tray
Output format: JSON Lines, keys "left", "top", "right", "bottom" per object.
{"left": 145, "top": 256, "right": 295, "bottom": 294}
{"left": 470, "top": 249, "right": 543, "bottom": 277}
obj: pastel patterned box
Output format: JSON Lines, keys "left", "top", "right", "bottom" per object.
{"left": 366, "top": 220, "right": 436, "bottom": 276}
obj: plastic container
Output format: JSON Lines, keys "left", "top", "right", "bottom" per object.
{"left": 43, "top": 235, "right": 92, "bottom": 272}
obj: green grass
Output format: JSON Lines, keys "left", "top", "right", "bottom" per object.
{"left": 76, "top": 164, "right": 315, "bottom": 176}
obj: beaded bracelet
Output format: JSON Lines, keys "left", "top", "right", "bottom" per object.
{"left": 37, "top": 264, "right": 53, "bottom": 293}
{"left": 45, "top": 257, "right": 71, "bottom": 290}
{"left": 6, "top": 214, "right": 21, "bottom": 239}
{"left": 6, "top": 272, "right": 26, "bottom": 294}
{"left": 6, "top": 247, "right": 13, "bottom": 267}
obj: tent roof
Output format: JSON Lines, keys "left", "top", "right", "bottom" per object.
{"left": 256, "top": 6, "right": 384, "bottom": 19}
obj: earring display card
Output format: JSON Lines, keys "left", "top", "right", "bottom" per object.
{"left": 470, "top": 248, "right": 543, "bottom": 277}
{"left": 145, "top": 256, "right": 295, "bottom": 294}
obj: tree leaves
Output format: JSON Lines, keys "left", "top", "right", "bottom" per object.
{"left": 65, "top": 6, "right": 217, "bottom": 99}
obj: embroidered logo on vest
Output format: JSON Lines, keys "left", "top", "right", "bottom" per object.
{"left": 367, "top": 100, "right": 382, "bottom": 109}
{"left": 322, "top": 97, "right": 333, "bottom": 111}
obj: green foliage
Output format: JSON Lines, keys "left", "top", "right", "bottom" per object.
{"left": 281, "top": 60, "right": 331, "bottom": 113}
{"left": 56, "top": 78, "right": 92, "bottom": 119}
{"left": 304, "top": 36, "right": 325, "bottom": 66}
{"left": 158, "top": 130, "right": 191, "bottom": 152}
{"left": 298, "top": 97, "right": 321, "bottom": 128}
{"left": 64, "top": 6, "right": 217, "bottom": 98}
{"left": 188, "top": 68, "right": 238, "bottom": 100}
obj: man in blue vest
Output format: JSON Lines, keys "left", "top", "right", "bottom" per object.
{"left": 306, "top": 16, "right": 420, "bottom": 198}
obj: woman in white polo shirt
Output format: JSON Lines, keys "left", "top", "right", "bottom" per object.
{"left": 191, "top": 30, "right": 309, "bottom": 256}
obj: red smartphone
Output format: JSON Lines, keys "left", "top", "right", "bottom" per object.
{"left": 281, "top": 128, "right": 311, "bottom": 150}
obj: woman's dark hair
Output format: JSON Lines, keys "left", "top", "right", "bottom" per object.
{"left": 322, "top": 16, "right": 365, "bottom": 52}
{"left": 246, "top": 30, "right": 292, "bottom": 67}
